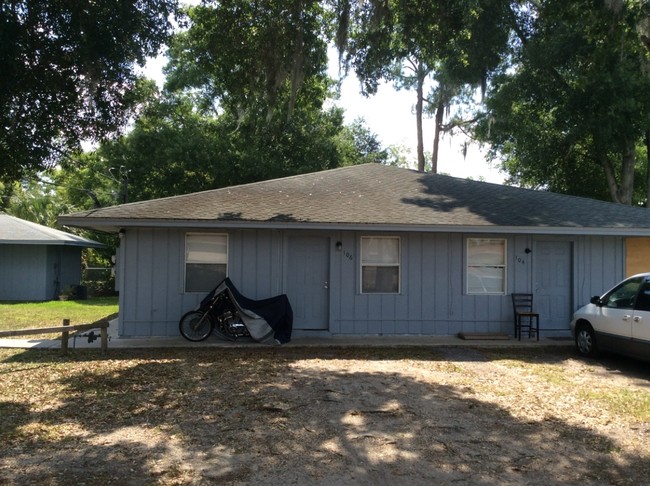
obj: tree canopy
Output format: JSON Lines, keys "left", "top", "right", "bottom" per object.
{"left": 475, "top": 0, "right": 650, "bottom": 205}
{"left": 4, "top": 0, "right": 650, "bottom": 210}
{"left": 336, "top": 0, "right": 511, "bottom": 171}
{"left": 0, "top": 0, "right": 179, "bottom": 181}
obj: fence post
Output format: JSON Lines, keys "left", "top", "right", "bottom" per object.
{"left": 100, "top": 325, "right": 108, "bottom": 355}
{"left": 60, "top": 319, "right": 70, "bottom": 356}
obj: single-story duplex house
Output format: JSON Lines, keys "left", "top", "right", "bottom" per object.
{"left": 59, "top": 163, "right": 650, "bottom": 338}
{"left": 0, "top": 213, "right": 104, "bottom": 301}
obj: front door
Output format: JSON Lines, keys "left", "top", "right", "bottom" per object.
{"left": 287, "top": 236, "right": 330, "bottom": 330}
{"left": 534, "top": 241, "right": 572, "bottom": 333}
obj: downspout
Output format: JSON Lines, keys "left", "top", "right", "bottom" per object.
{"left": 117, "top": 229, "right": 127, "bottom": 336}
{"left": 645, "top": 129, "right": 650, "bottom": 207}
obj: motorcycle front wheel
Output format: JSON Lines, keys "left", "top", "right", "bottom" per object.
{"left": 179, "top": 311, "right": 214, "bottom": 341}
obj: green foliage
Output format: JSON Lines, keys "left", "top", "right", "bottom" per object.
{"left": 335, "top": 118, "right": 389, "bottom": 166}
{"left": 1, "top": 169, "right": 117, "bottom": 270}
{"left": 81, "top": 278, "right": 117, "bottom": 298}
{"left": 166, "top": 0, "right": 331, "bottom": 119}
{"left": 41, "top": 1, "right": 375, "bottom": 205}
{"left": 0, "top": 0, "right": 179, "bottom": 182}
{"left": 54, "top": 85, "right": 385, "bottom": 203}
{"left": 337, "top": 0, "right": 511, "bottom": 171}
{"left": 476, "top": 0, "right": 650, "bottom": 204}
{"left": 2, "top": 180, "right": 69, "bottom": 227}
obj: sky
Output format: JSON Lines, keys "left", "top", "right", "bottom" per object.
{"left": 327, "top": 66, "right": 506, "bottom": 184}
{"left": 143, "top": 40, "right": 506, "bottom": 184}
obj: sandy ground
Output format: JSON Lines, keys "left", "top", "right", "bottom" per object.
{"left": 1, "top": 345, "right": 649, "bottom": 485}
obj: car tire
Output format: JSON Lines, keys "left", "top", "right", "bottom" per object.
{"left": 575, "top": 323, "right": 599, "bottom": 358}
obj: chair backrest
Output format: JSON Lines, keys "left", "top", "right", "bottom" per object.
{"left": 512, "top": 293, "right": 534, "bottom": 314}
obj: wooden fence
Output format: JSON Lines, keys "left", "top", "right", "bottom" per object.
{"left": 0, "top": 319, "right": 109, "bottom": 355}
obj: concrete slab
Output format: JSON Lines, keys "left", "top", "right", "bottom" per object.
{"left": 0, "top": 333, "right": 574, "bottom": 351}
{"left": 0, "top": 316, "right": 574, "bottom": 351}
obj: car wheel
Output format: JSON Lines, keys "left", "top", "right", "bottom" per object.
{"left": 575, "top": 323, "right": 598, "bottom": 358}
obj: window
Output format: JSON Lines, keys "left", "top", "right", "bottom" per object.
{"left": 361, "top": 236, "right": 400, "bottom": 293}
{"left": 467, "top": 238, "right": 506, "bottom": 294}
{"left": 185, "top": 234, "right": 228, "bottom": 292}
{"left": 634, "top": 281, "right": 650, "bottom": 312}
{"left": 602, "top": 276, "right": 643, "bottom": 310}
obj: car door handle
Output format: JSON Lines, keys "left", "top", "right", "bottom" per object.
{"left": 623, "top": 315, "right": 632, "bottom": 321}
{"left": 633, "top": 316, "right": 642, "bottom": 322}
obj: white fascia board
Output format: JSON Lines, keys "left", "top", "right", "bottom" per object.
{"left": 57, "top": 217, "right": 650, "bottom": 237}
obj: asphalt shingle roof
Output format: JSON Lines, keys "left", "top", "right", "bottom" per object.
{"left": 58, "top": 163, "right": 650, "bottom": 235}
{"left": 1, "top": 213, "right": 104, "bottom": 247}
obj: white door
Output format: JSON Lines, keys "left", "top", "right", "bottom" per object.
{"left": 534, "top": 241, "right": 572, "bottom": 333}
{"left": 286, "top": 236, "right": 330, "bottom": 330}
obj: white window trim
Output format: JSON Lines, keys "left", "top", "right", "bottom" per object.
{"left": 360, "top": 236, "right": 401, "bottom": 294}
{"left": 466, "top": 237, "right": 507, "bottom": 295}
{"left": 184, "top": 233, "right": 229, "bottom": 293}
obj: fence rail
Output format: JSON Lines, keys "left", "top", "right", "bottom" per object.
{"left": 0, "top": 319, "right": 109, "bottom": 354}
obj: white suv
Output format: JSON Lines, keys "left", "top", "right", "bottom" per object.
{"left": 571, "top": 273, "right": 650, "bottom": 360}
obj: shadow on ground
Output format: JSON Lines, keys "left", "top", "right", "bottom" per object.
{"left": 1, "top": 346, "right": 649, "bottom": 485}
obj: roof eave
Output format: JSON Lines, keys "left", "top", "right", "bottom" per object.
{"left": 57, "top": 216, "right": 650, "bottom": 237}
{"left": 0, "top": 239, "right": 105, "bottom": 248}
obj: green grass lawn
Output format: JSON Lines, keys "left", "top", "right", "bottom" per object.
{"left": 0, "top": 297, "right": 118, "bottom": 333}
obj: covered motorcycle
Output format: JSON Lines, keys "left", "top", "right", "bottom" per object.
{"left": 179, "top": 278, "right": 293, "bottom": 344}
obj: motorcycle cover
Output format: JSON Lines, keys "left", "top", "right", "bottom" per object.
{"left": 202, "top": 278, "right": 293, "bottom": 344}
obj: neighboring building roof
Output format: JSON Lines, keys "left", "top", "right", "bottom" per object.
{"left": 58, "top": 163, "right": 650, "bottom": 236}
{"left": 0, "top": 213, "right": 104, "bottom": 247}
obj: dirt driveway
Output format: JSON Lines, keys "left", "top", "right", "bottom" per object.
{"left": 1, "top": 345, "right": 649, "bottom": 485}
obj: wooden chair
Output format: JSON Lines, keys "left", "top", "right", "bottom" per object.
{"left": 511, "top": 293, "right": 540, "bottom": 341}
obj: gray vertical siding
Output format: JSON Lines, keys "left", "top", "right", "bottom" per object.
{"left": 117, "top": 227, "right": 627, "bottom": 337}
{"left": 574, "top": 235, "right": 625, "bottom": 310}
{"left": 0, "top": 245, "right": 47, "bottom": 300}
{"left": 333, "top": 232, "right": 514, "bottom": 336}
{"left": 0, "top": 245, "right": 82, "bottom": 301}
{"left": 47, "top": 246, "right": 82, "bottom": 300}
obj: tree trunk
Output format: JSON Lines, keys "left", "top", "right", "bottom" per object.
{"left": 431, "top": 98, "right": 445, "bottom": 174}
{"left": 416, "top": 70, "right": 425, "bottom": 172}
{"left": 619, "top": 138, "right": 636, "bottom": 205}
{"left": 601, "top": 139, "right": 635, "bottom": 205}
{"left": 601, "top": 158, "right": 621, "bottom": 203}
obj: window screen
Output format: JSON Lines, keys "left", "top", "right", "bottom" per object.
{"left": 467, "top": 238, "right": 506, "bottom": 294}
{"left": 185, "top": 234, "right": 228, "bottom": 292}
{"left": 361, "top": 236, "right": 400, "bottom": 293}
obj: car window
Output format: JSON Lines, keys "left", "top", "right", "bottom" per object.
{"left": 602, "top": 277, "right": 643, "bottom": 309}
{"left": 634, "top": 281, "right": 650, "bottom": 312}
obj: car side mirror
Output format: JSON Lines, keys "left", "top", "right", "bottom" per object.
{"left": 590, "top": 296, "right": 603, "bottom": 306}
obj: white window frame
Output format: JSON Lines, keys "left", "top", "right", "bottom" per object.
{"left": 184, "top": 233, "right": 228, "bottom": 293}
{"left": 466, "top": 238, "right": 507, "bottom": 295}
{"left": 360, "top": 236, "right": 401, "bottom": 294}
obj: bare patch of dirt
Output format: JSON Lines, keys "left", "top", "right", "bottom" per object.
{"left": 1, "top": 346, "right": 649, "bottom": 485}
